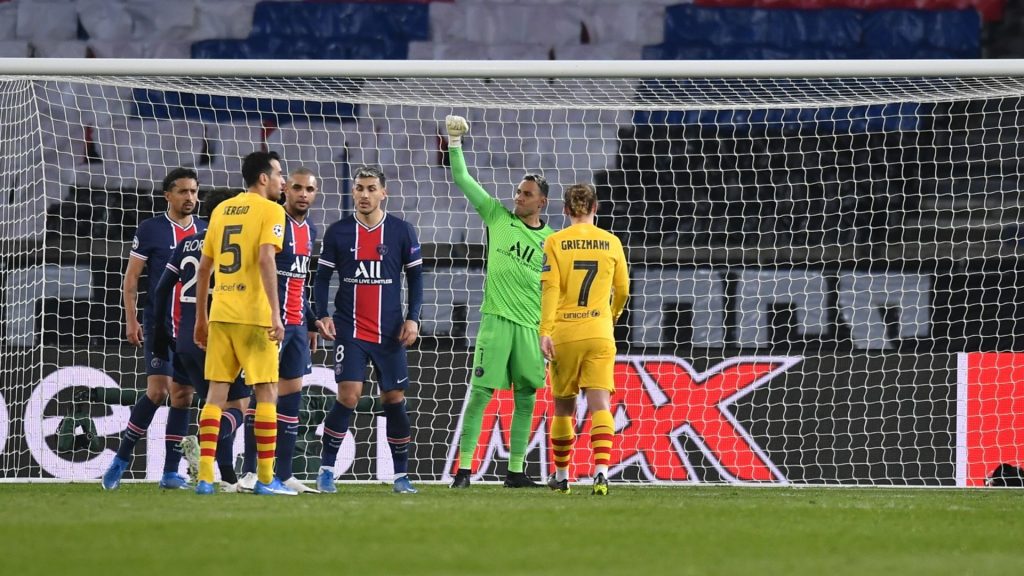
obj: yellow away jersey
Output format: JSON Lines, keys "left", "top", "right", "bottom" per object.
{"left": 202, "top": 192, "right": 286, "bottom": 326}
{"left": 540, "top": 223, "right": 629, "bottom": 344}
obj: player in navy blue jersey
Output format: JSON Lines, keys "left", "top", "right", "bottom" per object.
{"left": 150, "top": 188, "right": 251, "bottom": 492}
{"left": 102, "top": 168, "right": 207, "bottom": 490}
{"left": 313, "top": 165, "right": 424, "bottom": 494}
{"left": 236, "top": 167, "right": 323, "bottom": 494}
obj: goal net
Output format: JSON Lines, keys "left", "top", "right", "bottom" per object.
{"left": 2, "top": 59, "right": 1023, "bottom": 487}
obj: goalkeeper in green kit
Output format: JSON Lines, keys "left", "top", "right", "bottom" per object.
{"left": 446, "top": 114, "right": 553, "bottom": 488}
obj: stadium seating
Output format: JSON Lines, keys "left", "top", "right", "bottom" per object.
{"left": 0, "top": 40, "right": 29, "bottom": 57}
{"left": 191, "top": 1, "right": 429, "bottom": 60}
{"left": 133, "top": 88, "right": 357, "bottom": 123}
{"left": 14, "top": 0, "right": 78, "bottom": 43}
{"left": 646, "top": 4, "right": 982, "bottom": 60}
{"left": 191, "top": 36, "right": 410, "bottom": 60}
{"left": 693, "top": 0, "right": 1005, "bottom": 22}
{"left": 266, "top": 119, "right": 349, "bottom": 230}
{"left": 250, "top": 1, "right": 429, "bottom": 41}
{"left": 195, "top": 121, "right": 266, "bottom": 190}
{"left": 4, "top": 0, "right": 1023, "bottom": 353}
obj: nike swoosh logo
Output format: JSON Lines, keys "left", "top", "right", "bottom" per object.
{"left": 397, "top": 377, "right": 408, "bottom": 384}
{"left": 349, "top": 248, "right": 357, "bottom": 252}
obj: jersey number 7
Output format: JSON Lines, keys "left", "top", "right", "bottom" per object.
{"left": 573, "top": 260, "right": 598, "bottom": 306}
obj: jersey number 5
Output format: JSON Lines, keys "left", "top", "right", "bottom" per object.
{"left": 573, "top": 260, "right": 598, "bottom": 306}
{"left": 219, "top": 225, "right": 243, "bottom": 274}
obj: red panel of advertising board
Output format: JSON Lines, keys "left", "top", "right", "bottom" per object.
{"left": 960, "top": 352, "right": 1024, "bottom": 486}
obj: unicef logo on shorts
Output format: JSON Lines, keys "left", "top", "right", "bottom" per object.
{"left": 376, "top": 244, "right": 389, "bottom": 256}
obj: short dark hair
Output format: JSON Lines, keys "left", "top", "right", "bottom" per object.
{"left": 353, "top": 165, "right": 386, "bottom": 188}
{"left": 200, "top": 188, "right": 241, "bottom": 219}
{"left": 241, "top": 151, "right": 281, "bottom": 189}
{"left": 523, "top": 173, "right": 548, "bottom": 197}
{"left": 162, "top": 167, "right": 198, "bottom": 193}
{"left": 289, "top": 166, "right": 316, "bottom": 179}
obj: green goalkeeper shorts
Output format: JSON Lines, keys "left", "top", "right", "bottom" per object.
{"left": 470, "top": 313, "right": 546, "bottom": 391}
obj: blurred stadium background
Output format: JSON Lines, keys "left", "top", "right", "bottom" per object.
{"left": 3, "top": 0, "right": 1021, "bottom": 351}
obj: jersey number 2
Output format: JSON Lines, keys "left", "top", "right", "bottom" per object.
{"left": 219, "top": 225, "right": 243, "bottom": 274}
{"left": 573, "top": 260, "right": 598, "bottom": 306}
{"left": 179, "top": 256, "right": 199, "bottom": 303}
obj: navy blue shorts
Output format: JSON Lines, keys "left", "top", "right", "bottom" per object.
{"left": 173, "top": 344, "right": 251, "bottom": 402}
{"left": 333, "top": 336, "right": 409, "bottom": 392}
{"left": 143, "top": 325, "right": 174, "bottom": 378}
{"left": 279, "top": 324, "right": 313, "bottom": 380}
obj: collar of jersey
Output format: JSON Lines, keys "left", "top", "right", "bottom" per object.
{"left": 163, "top": 212, "right": 195, "bottom": 231}
{"left": 355, "top": 212, "right": 387, "bottom": 232}
{"left": 513, "top": 215, "right": 546, "bottom": 231}
{"left": 286, "top": 213, "right": 309, "bottom": 227}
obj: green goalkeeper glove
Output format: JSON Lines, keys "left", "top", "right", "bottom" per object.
{"left": 445, "top": 114, "right": 469, "bottom": 147}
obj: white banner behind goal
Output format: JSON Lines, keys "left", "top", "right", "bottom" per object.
{"left": 2, "top": 60, "right": 1024, "bottom": 487}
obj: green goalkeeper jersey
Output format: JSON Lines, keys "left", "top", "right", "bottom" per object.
{"left": 449, "top": 146, "right": 553, "bottom": 330}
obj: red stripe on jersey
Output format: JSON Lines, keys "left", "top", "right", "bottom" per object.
{"left": 284, "top": 220, "right": 311, "bottom": 325}
{"left": 354, "top": 220, "right": 383, "bottom": 343}
{"left": 169, "top": 218, "right": 198, "bottom": 338}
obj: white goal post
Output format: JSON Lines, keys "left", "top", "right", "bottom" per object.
{"left": 3, "top": 57, "right": 1024, "bottom": 487}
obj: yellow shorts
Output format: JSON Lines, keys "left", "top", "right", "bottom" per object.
{"left": 549, "top": 338, "right": 617, "bottom": 400}
{"left": 205, "top": 321, "right": 279, "bottom": 385}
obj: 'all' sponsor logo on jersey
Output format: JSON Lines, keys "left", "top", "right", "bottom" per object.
{"left": 291, "top": 256, "right": 309, "bottom": 274}
{"left": 509, "top": 241, "right": 536, "bottom": 263}
{"left": 355, "top": 261, "right": 382, "bottom": 279}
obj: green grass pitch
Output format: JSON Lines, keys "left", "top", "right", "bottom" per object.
{"left": 1, "top": 484, "right": 1021, "bottom": 575}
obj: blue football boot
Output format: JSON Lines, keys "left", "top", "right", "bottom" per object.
{"left": 254, "top": 477, "right": 298, "bottom": 496}
{"left": 393, "top": 476, "right": 418, "bottom": 494}
{"left": 101, "top": 456, "right": 129, "bottom": 491}
{"left": 158, "top": 472, "right": 190, "bottom": 490}
{"left": 316, "top": 468, "right": 337, "bottom": 494}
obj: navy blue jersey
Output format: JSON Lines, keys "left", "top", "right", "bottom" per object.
{"left": 314, "top": 213, "right": 423, "bottom": 345}
{"left": 130, "top": 213, "right": 205, "bottom": 328}
{"left": 155, "top": 231, "right": 207, "bottom": 353}
{"left": 276, "top": 214, "right": 317, "bottom": 327}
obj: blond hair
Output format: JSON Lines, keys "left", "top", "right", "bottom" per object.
{"left": 563, "top": 183, "right": 597, "bottom": 218}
